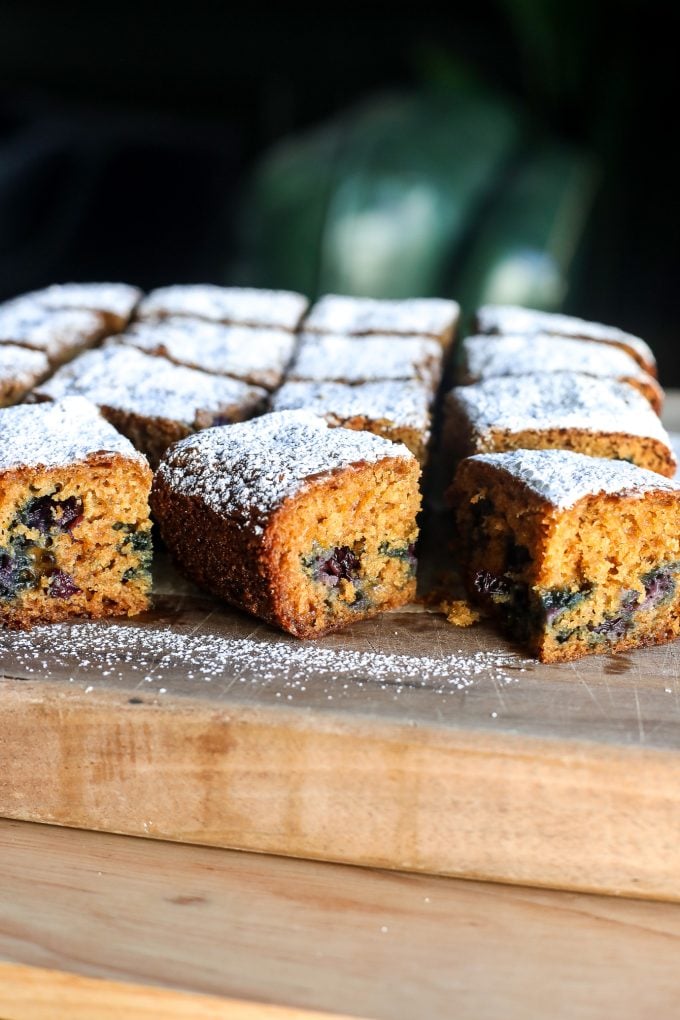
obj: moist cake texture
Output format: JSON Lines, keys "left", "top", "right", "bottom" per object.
{"left": 151, "top": 410, "right": 422, "bottom": 638}
{"left": 0, "top": 397, "right": 152, "bottom": 629}
{"left": 451, "top": 449, "right": 680, "bottom": 662}
{"left": 443, "top": 372, "right": 676, "bottom": 476}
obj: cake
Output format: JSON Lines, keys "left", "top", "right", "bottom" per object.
{"left": 0, "top": 305, "right": 109, "bottom": 367}
{"left": 0, "top": 345, "right": 50, "bottom": 407}
{"left": 450, "top": 449, "right": 680, "bottom": 662}
{"left": 116, "top": 318, "right": 296, "bottom": 390}
{"left": 136, "top": 284, "right": 308, "bottom": 331}
{"left": 151, "top": 410, "right": 422, "bottom": 638}
{"left": 6, "top": 282, "right": 142, "bottom": 332}
{"left": 287, "top": 333, "right": 444, "bottom": 392}
{"left": 443, "top": 373, "right": 676, "bottom": 477}
{"left": 31, "top": 345, "right": 267, "bottom": 467}
{"left": 303, "top": 294, "right": 460, "bottom": 349}
{"left": 0, "top": 397, "right": 152, "bottom": 629}
{"left": 271, "top": 379, "right": 433, "bottom": 464}
{"left": 474, "top": 304, "right": 657, "bottom": 376}
{"left": 458, "top": 334, "right": 664, "bottom": 414}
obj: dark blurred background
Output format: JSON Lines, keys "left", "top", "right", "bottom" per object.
{"left": 1, "top": 2, "right": 678, "bottom": 379}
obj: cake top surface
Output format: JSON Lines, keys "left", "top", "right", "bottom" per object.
{"left": 461, "top": 333, "right": 649, "bottom": 382}
{"left": 0, "top": 305, "right": 103, "bottom": 350}
{"left": 35, "top": 344, "right": 266, "bottom": 423}
{"left": 0, "top": 343, "right": 50, "bottom": 376}
{"left": 0, "top": 396, "right": 146, "bottom": 471}
{"left": 137, "top": 285, "right": 308, "bottom": 331}
{"left": 8, "top": 282, "right": 142, "bottom": 319}
{"left": 469, "top": 448, "right": 680, "bottom": 509}
{"left": 304, "top": 294, "right": 460, "bottom": 337}
{"left": 290, "top": 333, "right": 442, "bottom": 385}
{"left": 474, "top": 304, "right": 655, "bottom": 369}
{"left": 272, "top": 379, "right": 431, "bottom": 429}
{"left": 449, "top": 372, "right": 672, "bottom": 446}
{"left": 119, "top": 318, "right": 296, "bottom": 382}
{"left": 156, "top": 409, "right": 414, "bottom": 531}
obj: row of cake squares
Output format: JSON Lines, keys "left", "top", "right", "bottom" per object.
{"left": 443, "top": 304, "right": 680, "bottom": 663}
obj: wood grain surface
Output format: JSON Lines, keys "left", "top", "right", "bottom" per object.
{"left": 2, "top": 818, "right": 680, "bottom": 1020}
{"left": 0, "top": 401, "right": 679, "bottom": 901}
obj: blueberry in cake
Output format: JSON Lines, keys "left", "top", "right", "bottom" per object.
{"left": 151, "top": 410, "right": 421, "bottom": 638}
{"left": 450, "top": 449, "right": 680, "bottom": 662}
{"left": 0, "top": 397, "right": 152, "bottom": 629}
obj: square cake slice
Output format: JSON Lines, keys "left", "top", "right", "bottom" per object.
{"left": 0, "top": 397, "right": 152, "bottom": 629}
{"left": 443, "top": 373, "right": 676, "bottom": 477}
{"left": 474, "top": 304, "right": 656, "bottom": 376}
{"left": 303, "top": 294, "right": 460, "bottom": 349}
{"left": 271, "top": 379, "right": 433, "bottom": 464}
{"left": 0, "top": 305, "right": 108, "bottom": 367}
{"left": 7, "top": 282, "right": 142, "bottom": 332}
{"left": 451, "top": 449, "right": 680, "bottom": 663}
{"left": 136, "top": 285, "right": 308, "bottom": 331}
{"left": 288, "top": 333, "right": 444, "bottom": 392}
{"left": 31, "top": 345, "right": 268, "bottom": 468}
{"left": 0, "top": 345, "right": 50, "bottom": 407}
{"left": 458, "top": 334, "right": 664, "bottom": 414}
{"left": 116, "top": 318, "right": 296, "bottom": 390}
{"left": 151, "top": 410, "right": 421, "bottom": 638}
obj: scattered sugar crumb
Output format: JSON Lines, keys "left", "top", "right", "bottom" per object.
{"left": 441, "top": 600, "right": 482, "bottom": 628}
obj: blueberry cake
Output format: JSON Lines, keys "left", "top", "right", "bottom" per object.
{"left": 458, "top": 334, "right": 664, "bottom": 414}
{"left": 474, "top": 304, "right": 657, "bottom": 376}
{"left": 0, "top": 397, "right": 152, "bottom": 629}
{"left": 288, "top": 333, "right": 444, "bottom": 392}
{"left": 303, "top": 294, "right": 460, "bottom": 349}
{"left": 137, "top": 284, "right": 308, "bottom": 331}
{"left": 6, "top": 282, "right": 141, "bottom": 332}
{"left": 451, "top": 449, "right": 680, "bottom": 662}
{"left": 151, "top": 410, "right": 421, "bottom": 638}
{"left": 271, "top": 379, "right": 433, "bottom": 464}
{"left": 0, "top": 345, "right": 50, "bottom": 407}
{"left": 0, "top": 305, "right": 109, "bottom": 367}
{"left": 116, "top": 318, "right": 296, "bottom": 390}
{"left": 31, "top": 345, "right": 267, "bottom": 467}
{"left": 443, "top": 373, "right": 676, "bottom": 477}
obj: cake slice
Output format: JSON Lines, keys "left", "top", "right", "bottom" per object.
{"left": 6, "top": 282, "right": 141, "bottom": 332}
{"left": 450, "top": 449, "right": 680, "bottom": 663}
{"left": 31, "top": 345, "right": 267, "bottom": 467}
{"left": 303, "top": 294, "right": 460, "bottom": 349}
{"left": 137, "top": 284, "right": 308, "bottom": 331}
{"left": 116, "top": 318, "right": 296, "bottom": 390}
{"left": 151, "top": 410, "right": 421, "bottom": 638}
{"left": 0, "top": 304, "right": 108, "bottom": 367}
{"left": 458, "top": 334, "right": 663, "bottom": 414}
{"left": 474, "top": 304, "right": 656, "bottom": 376}
{"left": 271, "top": 379, "right": 433, "bottom": 464}
{"left": 0, "top": 397, "right": 152, "bottom": 629}
{"left": 288, "top": 333, "right": 443, "bottom": 392}
{"left": 0, "top": 345, "right": 50, "bottom": 407}
{"left": 443, "top": 373, "right": 676, "bottom": 477}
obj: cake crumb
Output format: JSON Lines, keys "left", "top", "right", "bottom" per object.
{"left": 441, "top": 600, "right": 482, "bottom": 627}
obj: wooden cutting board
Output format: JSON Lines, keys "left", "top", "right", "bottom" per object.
{"left": 1, "top": 404, "right": 680, "bottom": 903}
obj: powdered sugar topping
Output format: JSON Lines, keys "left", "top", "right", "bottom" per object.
{"left": 8, "top": 282, "right": 142, "bottom": 321}
{"left": 475, "top": 304, "right": 656, "bottom": 371}
{"left": 460, "top": 333, "right": 651, "bottom": 383}
{"left": 137, "top": 285, "right": 308, "bottom": 331}
{"left": 449, "top": 372, "right": 673, "bottom": 447}
{"left": 471, "top": 448, "right": 680, "bottom": 509}
{"left": 156, "top": 409, "right": 414, "bottom": 529}
{"left": 290, "top": 334, "right": 443, "bottom": 389}
{"left": 0, "top": 305, "right": 104, "bottom": 361}
{"left": 0, "top": 396, "right": 147, "bottom": 470}
{"left": 304, "top": 294, "right": 460, "bottom": 340}
{"left": 0, "top": 343, "right": 50, "bottom": 380}
{"left": 272, "top": 379, "right": 432, "bottom": 431}
{"left": 34, "top": 345, "right": 267, "bottom": 426}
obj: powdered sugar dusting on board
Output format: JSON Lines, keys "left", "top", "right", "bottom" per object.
{"left": 470, "top": 448, "right": 680, "bottom": 509}
{"left": 304, "top": 294, "right": 459, "bottom": 339}
{"left": 449, "top": 372, "right": 673, "bottom": 446}
{"left": 118, "top": 318, "right": 296, "bottom": 390}
{"left": 475, "top": 304, "right": 656, "bottom": 371}
{"left": 290, "top": 334, "right": 443, "bottom": 389}
{"left": 0, "top": 396, "right": 148, "bottom": 470}
{"left": 137, "top": 285, "right": 308, "bottom": 331}
{"left": 155, "top": 410, "right": 414, "bottom": 530}
{"left": 271, "top": 379, "right": 432, "bottom": 431}
{"left": 0, "top": 618, "right": 526, "bottom": 698}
